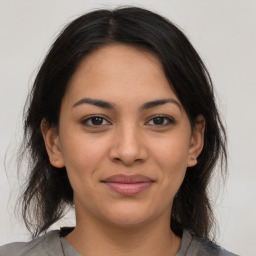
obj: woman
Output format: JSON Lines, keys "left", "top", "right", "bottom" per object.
{"left": 0, "top": 6, "right": 237, "bottom": 256}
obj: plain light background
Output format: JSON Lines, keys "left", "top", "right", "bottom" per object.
{"left": 0, "top": 0, "right": 255, "bottom": 255}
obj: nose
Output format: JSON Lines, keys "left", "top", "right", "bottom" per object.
{"left": 109, "top": 124, "right": 148, "bottom": 166}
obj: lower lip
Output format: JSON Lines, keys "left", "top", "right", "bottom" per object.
{"left": 104, "top": 182, "right": 152, "bottom": 196}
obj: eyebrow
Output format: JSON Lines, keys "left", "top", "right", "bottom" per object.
{"left": 72, "top": 98, "right": 115, "bottom": 109}
{"left": 140, "top": 99, "right": 181, "bottom": 111}
{"left": 72, "top": 97, "right": 181, "bottom": 111}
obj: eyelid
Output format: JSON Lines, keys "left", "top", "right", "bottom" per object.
{"left": 145, "top": 115, "right": 175, "bottom": 126}
{"left": 81, "top": 115, "right": 112, "bottom": 127}
{"left": 80, "top": 114, "right": 175, "bottom": 128}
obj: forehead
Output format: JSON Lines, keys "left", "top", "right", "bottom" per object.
{"left": 64, "top": 43, "right": 180, "bottom": 106}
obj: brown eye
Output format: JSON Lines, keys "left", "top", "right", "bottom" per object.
{"left": 82, "top": 116, "right": 110, "bottom": 127}
{"left": 152, "top": 117, "right": 165, "bottom": 125}
{"left": 91, "top": 117, "right": 104, "bottom": 125}
{"left": 147, "top": 116, "right": 174, "bottom": 126}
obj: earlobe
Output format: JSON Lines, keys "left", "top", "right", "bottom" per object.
{"left": 187, "top": 115, "right": 206, "bottom": 167}
{"left": 41, "top": 119, "right": 65, "bottom": 168}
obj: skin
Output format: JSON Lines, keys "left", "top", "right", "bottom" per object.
{"left": 41, "top": 44, "right": 205, "bottom": 256}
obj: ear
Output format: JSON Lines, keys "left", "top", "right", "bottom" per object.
{"left": 187, "top": 115, "right": 206, "bottom": 167}
{"left": 41, "top": 119, "right": 65, "bottom": 168}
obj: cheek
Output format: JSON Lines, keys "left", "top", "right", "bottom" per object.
{"left": 154, "top": 133, "right": 190, "bottom": 166}
{"left": 152, "top": 135, "right": 190, "bottom": 191}
{"left": 60, "top": 135, "right": 110, "bottom": 207}
{"left": 59, "top": 132, "right": 110, "bottom": 184}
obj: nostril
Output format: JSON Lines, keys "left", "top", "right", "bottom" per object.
{"left": 108, "top": 137, "right": 148, "bottom": 165}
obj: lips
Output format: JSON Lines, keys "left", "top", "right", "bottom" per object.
{"left": 102, "top": 174, "right": 154, "bottom": 196}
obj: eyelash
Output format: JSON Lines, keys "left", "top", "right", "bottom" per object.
{"left": 81, "top": 115, "right": 111, "bottom": 128}
{"left": 81, "top": 115, "right": 175, "bottom": 128}
{"left": 146, "top": 115, "right": 175, "bottom": 126}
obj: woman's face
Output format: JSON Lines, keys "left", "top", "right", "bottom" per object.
{"left": 43, "top": 44, "right": 204, "bottom": 228}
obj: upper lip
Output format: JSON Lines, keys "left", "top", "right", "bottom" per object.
{"left": 102, "top": 174, "right": 153, "bottom": 183}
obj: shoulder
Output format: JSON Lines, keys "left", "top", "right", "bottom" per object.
{"left": 179, "top": 229, "right": 239, "bottom": 256}
{"left": 193, "top": 235, "right": 239, "bottom": 256}
{"left": 0, "top": 230, "right": 63, "bottom": 256}
{"left": 0, "top": 242, "right": 26, "bottom": 256}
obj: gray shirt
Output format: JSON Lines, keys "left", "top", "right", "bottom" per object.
{"left": 0, "top": 228, "right": 238, "bottom": 256}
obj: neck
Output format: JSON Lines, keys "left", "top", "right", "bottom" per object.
{"left": 65, "top": 211, "right": 181, "bottom": 256}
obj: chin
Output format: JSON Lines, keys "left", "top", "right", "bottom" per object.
{"left": 99, "top": 204, "right": 156, "bottom": 228}
{"left": 107, "top": 216, "right": 152, "bottom": 229}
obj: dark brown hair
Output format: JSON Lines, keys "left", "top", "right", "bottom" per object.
{"left": 20, "top": 6, "right": 227, "bottom": 239}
